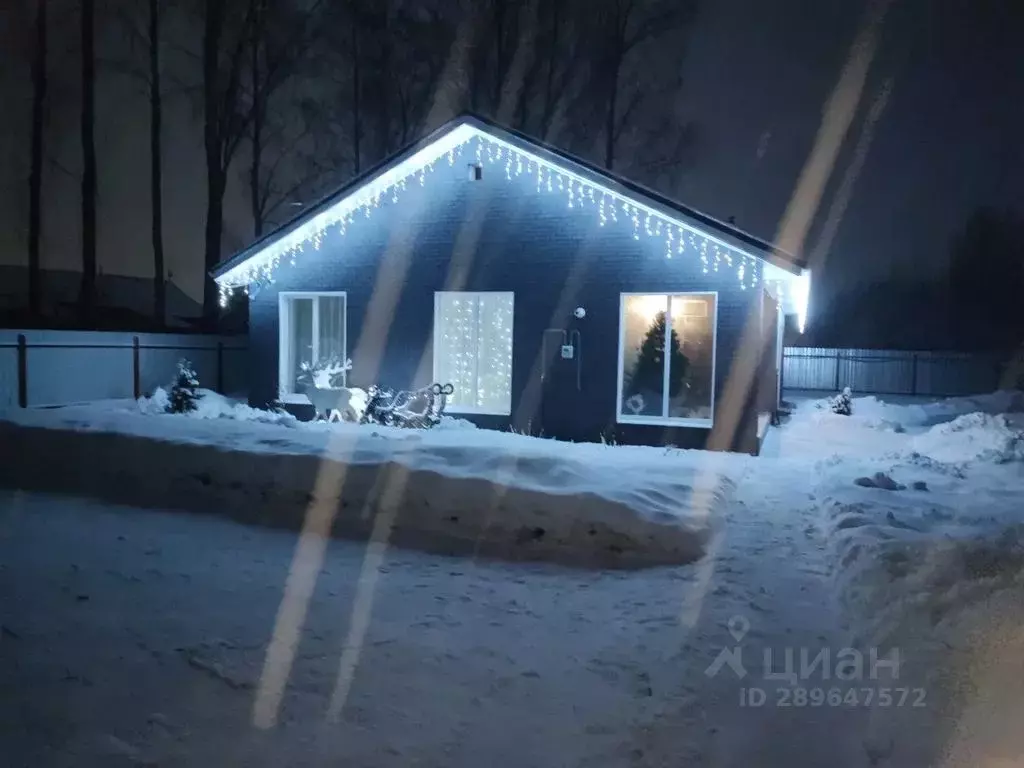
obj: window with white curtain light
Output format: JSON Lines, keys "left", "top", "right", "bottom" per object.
{"left": 433, "top": 292, "right": 514, "bottom": 415}
{"left": 278, "top": 292, "right": 347, "bottom": 400}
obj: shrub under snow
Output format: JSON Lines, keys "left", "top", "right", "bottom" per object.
{"left": 829, "top": 386, "right": 853, "bottom": 416}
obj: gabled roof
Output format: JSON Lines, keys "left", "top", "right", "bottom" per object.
{"left": 216, "top": 114, "right": 806, "bottom": 280}
{"left": 212, "top": 114, "right": 810, "bottom": 328}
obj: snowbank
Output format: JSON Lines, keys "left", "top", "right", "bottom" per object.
{"left": 804, "top": 392, "right": 1024, "bottom": 622}
{"left": 777, "top": 389, "right": 1024, "bottom": 462}
{"left": 785, "top": 391, "right": 1024, "bottom": 765}
{"left": 911, "top": 412, "right": 1024, "bottom": 464}
{"left": 829, "top": 389, "right": 1023, "bottom": 431}
{"left": 0, "top": 398, "right": 730, "bottom": 567}
{"left": 138, "top": 387, "right": 300, "bottom": 426}
{"left": 832, "top": 523, "right": 1024, "bottom": 767}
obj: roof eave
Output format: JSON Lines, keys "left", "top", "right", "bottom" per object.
{"left": 210, "top": 116, "right": 477, "bottom": 281}
{"left": 212, "top": 113, "right": 805, "bottom": 284}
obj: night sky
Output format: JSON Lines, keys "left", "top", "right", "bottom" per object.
{"left": 674, "top": 0, "right": 1023, "bottom": 306}
{"left": 0, "top": 0, "right": 1020, "bottom": 309}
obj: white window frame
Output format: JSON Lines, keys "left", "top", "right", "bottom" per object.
{"left": 615, "top": 291, "right": 717, "bottom": 428}
{"left": 278, "top": 291, "right": 347, "bottom": 404}
{"left": 432, "top": 291, "right": 514, "bottom": 416}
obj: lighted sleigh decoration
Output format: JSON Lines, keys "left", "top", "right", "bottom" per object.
{"left": 361, "top": 382, "right": 455, "bottom": 429}
{"left": 297, "top": 357, "right": 453, "bottom": 428}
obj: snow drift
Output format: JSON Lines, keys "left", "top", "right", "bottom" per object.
{"left": 804, "top": 391, "right": 1024, "bottom": 621}
{"left": 792, "top": 390, "right": 1024, "bottom": 765}
{"left": 139, "top": 387, "right": 300, "bottom": 425}
{"left": 911, "top": 412, "right": 1024, "bottom": 464}
{"left": 0, "top": 397, "right": 727, "bottom": 567}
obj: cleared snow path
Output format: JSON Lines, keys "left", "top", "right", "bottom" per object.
{"left": 633, "top": 459, "right": 872, "bottom": 766}
{"left": 0, "top": 470, "right": 874, "bottom": 768}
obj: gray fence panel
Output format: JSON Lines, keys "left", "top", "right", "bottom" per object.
{"left": 136, "top": 333, "right": 228, "bottom": 396}
{"left": 0, "top": 345, "right": 17, "bottom": 409}
{"left": 0, "top": 329, "right": 248, "bottom": 409}
{"left": 781, "top": 347, "right": 838, "bottom": 391}
{"left": 221, "top": 347, "right": 249, "bottom": 396}
{"left": 842, "top": 349, "right": 915, "bottom": 395}
{"left": 784, "top": 347, "right": 1002, "bottom": 397}
{"left": 913, "top": 351, "right": 1000, "bottom": 397}
{"left": 137, "top": 347, "right": 215, "bottom": 395}
{"left": 22, "top": 331, "right": 136, "bottom": 406}
{"left": 30, "top": 346, "right": 135, "bottom": 405}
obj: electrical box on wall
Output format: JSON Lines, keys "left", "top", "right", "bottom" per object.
{"left": 560, "top": 345, "right": 575, "bottom": 360}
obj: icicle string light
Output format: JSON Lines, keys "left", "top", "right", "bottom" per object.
{"left": 215, "top": 124, "right": 805, "bottom": 323}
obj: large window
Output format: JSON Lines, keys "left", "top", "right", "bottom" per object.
{"left": 433, "top": 292, "right": 514, "bottom": 415}
{"left": 616, "top": 292, "right": 717, "bottom": 427}
{"left": 279, "top": 292, "right": 347, "bottom": 400}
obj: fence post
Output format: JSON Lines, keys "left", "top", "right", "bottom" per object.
{"left": 216, "top": 341, "right": 224, "bottom": 394}
{"left": 17, "top": 334, "right": 28, "bottom": 408}
{"left": 132, "top": 336, "right": 141, "bottom": 399}
{"left": 910, "top": 352, "right": 918, "bottom": 396}
{"left": 779, "top": 349, "right": 786, "bottom": 404}
{"left": 834, "top": 348, "right": 841, "bottom": 391}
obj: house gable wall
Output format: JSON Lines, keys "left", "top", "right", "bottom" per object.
{"left": 248, "top": 145, "right": 764, "bottom": 451}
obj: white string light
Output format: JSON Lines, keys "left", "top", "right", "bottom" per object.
{"left": 215, "top": 124, "right": 804, "bottom": 321}
{"left": 436, "top": 293, "right": 513, "bottom": 411}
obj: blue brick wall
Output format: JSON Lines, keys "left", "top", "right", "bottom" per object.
{"left": 247, "top": 140, "right": 765, "bottom": 451}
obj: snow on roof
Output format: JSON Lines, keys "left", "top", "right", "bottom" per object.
{"left": 212, "top": 115, "right": 810, "bottom": 330}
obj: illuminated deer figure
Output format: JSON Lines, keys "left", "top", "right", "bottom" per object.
{"left": 298, "top": 358, "right": 365, "bottom": 422}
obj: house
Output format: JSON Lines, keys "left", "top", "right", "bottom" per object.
{"left": 0, "top": 267, "right": 203, "bottom": 329}
{"left": 212, "top": 115, "right": 810, "bottom": 453}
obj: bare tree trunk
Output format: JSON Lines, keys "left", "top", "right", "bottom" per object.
{"left": 350, "top": 7, "right": 361, "bottom": 174}
{"left": 397, "top": 89, "right": 410, "bottom": 145}
{"left": 250, "top": 5, "right": 264, "bottom": 238}
{"left": 538, "top": 0, "right": 564, "bottom": 138}
{"left": 603, "top": 57, "right": 618, "bottom": 170}
{"left": 28, "top": 0, "right": 46, "bottom": 319}
{"left": 250, "top": 109, "right": 263, "bottom": 236}
{"left": 202, "top": 0, "right": 226, "bottom": 326}
{"left": 149, "top": 0, "right": 166, "bottom": 326}
{"left": 602, "top": 2, "right": 625, "bottom": 172}
{"left": 202, "top": 178, "right": 225, "bottom": 325}
{"left": 378, "top": 9, "right": 393, "bottom": 155}
{"left": 80, "top": 0, "right": 98, "bottom": 325}
{"left": 491, "top": 0, "right": 507, "bottom": 111}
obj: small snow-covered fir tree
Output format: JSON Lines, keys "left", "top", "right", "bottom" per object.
{"left": 167, "top": 358, "right": 201, "bottom": 413}
{"left": 829, "top": 386, "right": 853, "bottom": 416}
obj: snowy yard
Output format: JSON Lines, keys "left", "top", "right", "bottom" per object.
{"left": 2, "top": 389, "right": 1024, "bottom": 765}
{"left": 0, "top": 390, "right": 727, "bottom": 567}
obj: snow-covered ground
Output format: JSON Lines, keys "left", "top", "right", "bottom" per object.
{"left": 772, "top": 390, "right": 1024, "bottom": 766}
{"left": 0, "top": 466, "right": 855, "bottom": 767}
{"left": 0, "top": 390, "right": 728, "bottom": 568}
{"left": 1, "top": 389, "right": 1023, "bottom": 765}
